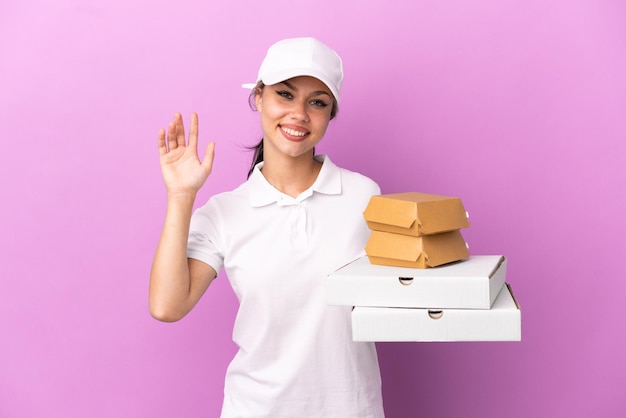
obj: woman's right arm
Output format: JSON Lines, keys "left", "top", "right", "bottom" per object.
{"left": 149, "top": 112, "right": 217, "bottom": 322}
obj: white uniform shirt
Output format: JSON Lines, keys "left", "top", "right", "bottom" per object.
{"left": 187, "top": 155, "right": 385, "bottom": 418}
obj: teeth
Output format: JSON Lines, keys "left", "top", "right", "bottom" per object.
{"left": 282, "top": 127, "right": 307, "bottom": 137}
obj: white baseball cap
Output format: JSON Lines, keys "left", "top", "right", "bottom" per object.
{"left": 242, "top": 37, "right": 344, "bottom": 103}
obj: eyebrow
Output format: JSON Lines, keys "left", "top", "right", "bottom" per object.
{"left": 280, "top": 81, "right": 332, "bottom": 98}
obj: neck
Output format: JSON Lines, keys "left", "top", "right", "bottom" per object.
{"left": 260, "top": 151, "right": 323, "bottom": 198}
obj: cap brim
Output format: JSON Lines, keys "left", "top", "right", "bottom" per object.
{"left": 241, "top": 74, "right": 340, "bottom": 103}
{"left": 262, "top": 70, "right": 340, "bottom": 103}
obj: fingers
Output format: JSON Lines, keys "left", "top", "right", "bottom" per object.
{"left": 175, "top": 113, "right": 186, "bottom": 148}
{"left": 157, "top": 128, "right": 167, "bottom": 156}
{"left": 188, "top": 112, "right": 199, "bottom": 150}
{"left": 166, "top": 116, "right": 178, "bottom": 151}
{"left": 159, "top": 112, "right": 203, "bottom": 155}
{"left": 202, "top": 142, "right": 216, "bottom": 175}
{"left": 161, "top": 113, "right": 185, "bottom": 153}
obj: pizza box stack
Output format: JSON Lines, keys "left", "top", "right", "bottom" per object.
{"left": 326, "top": 192, "right": 521, "bottom": 342}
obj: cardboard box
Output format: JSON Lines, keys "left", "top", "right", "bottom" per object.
{"left": 327, "top": 255, "right": 506, "bottom": 309}
{"left": 351, "top": 284, "right": 521, "bottom": 342}
{"left": 363, "top": 192, "right": 470, "bottom": 236}
{"left": 365, "top": 229, "right": 470, "bottom": 268}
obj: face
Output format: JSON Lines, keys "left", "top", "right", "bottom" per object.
{"left": 255, "top": 76, "right": 334, "bottom": 161}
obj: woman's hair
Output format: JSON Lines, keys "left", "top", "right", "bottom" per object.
{"left": 246, "top": 81, "right": 339, "bottom": 178}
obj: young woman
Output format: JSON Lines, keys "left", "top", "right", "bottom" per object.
{"left": 150, "top": 37, "right": 385, "bottom": 418}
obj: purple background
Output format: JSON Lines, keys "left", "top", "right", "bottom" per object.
{"left": 1, "top": 0, "right": 625, "bottom": 417}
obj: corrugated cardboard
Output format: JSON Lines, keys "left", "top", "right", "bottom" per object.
{"left": 327, "top": 255, "right": 506, "bottom": 309}
{"left": 365, "top": 229, "right": 470, "bottom": 268}
{"left": 351, "top": 284, "right": 521, "bottom": 342}
{"left": 363, "top": 192, "right": 470, "bottom": 236}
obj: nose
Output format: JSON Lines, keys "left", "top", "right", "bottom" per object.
{"left": 290, "top": 99, "right": 309, "bottom": 122}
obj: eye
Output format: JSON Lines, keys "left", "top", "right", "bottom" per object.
{"left": 275, "top": 90, "right": 293, "bottom": 99}
{"left": 310, "top": 99, "right": 329, "bottom": 108}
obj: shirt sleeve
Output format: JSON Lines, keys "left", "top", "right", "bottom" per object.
{"left": 187, "top": 198, "right": 225, "bottom": 275}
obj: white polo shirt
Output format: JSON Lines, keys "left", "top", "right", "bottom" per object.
{"left": 187, "top": 155, "right": 384, "bottom": 418}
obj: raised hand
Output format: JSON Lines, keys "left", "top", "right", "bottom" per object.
{"left": 157, "top": 112, "right": 215, "bottom": 196}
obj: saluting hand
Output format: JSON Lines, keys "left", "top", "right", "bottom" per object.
{"left": 157, "top": 112, "right": 215, "bottom": 196}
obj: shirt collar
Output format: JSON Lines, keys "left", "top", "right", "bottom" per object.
{"left": 248, "top": 155, "right": 342, "bottom": 207}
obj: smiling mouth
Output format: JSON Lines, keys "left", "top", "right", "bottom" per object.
{"left": 281, "top": 126, "right": 309, "bottom": 138}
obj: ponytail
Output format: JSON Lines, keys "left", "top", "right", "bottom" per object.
{"left": 247, "top": 139, "right": 263, "bottom": 179}
{"left": 246, "top": 82, "right": 265, "bottom": 179}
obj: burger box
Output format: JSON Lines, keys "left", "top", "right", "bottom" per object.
{"left": 365, "top": 229, "right": 470, "bottom": 268}
{"left": 350, "top": 284, "right": 521, "bottom": 342}
{"left": 326, "top": 255, "right": 506, "bottom": 309}
{"left": 363, "top": 192, "right": 470, "bottom": 236}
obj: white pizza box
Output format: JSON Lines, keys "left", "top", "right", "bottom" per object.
{"left": 327, "top": 255, "right": 506, "bottom": 309}
{"left": 351, "top": 283, "right": 521, "bottom": 342}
